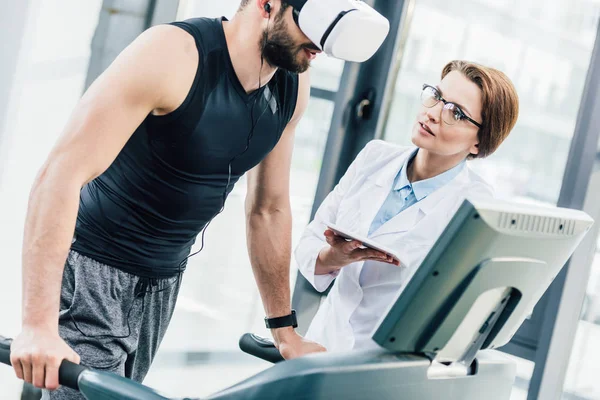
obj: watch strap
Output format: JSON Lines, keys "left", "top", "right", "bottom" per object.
{"left": 264, "top": 310, "right": 298, "bottom": 329}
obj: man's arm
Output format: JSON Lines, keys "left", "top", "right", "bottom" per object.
{"left": 245, "top": 72, "right": 325, "bottom": 358}
{"left": 11, "top": 24, "right": 199, "bottom": 390}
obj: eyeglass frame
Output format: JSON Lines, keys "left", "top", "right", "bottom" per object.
{"left": 421, "top": 84, "right": 483, "bottom": 129}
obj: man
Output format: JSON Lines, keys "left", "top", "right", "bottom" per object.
{"left": 10, "top": 1, "right": 326, "bottom": 397}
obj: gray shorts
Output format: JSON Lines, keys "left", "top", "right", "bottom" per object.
{"left": 42, "top": 250, "right": 180, "bottom": 400}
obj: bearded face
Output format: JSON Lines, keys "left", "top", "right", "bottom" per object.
{"left": 259, "top": 8, "right": 320, "bottom": 74}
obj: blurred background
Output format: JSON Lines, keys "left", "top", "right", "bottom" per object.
{"left": 1, "top": 0, "right": 600, "bottom": 399}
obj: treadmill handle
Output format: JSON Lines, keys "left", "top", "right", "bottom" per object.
{"left": 239, "top": 333, "right": 285, "bottom": 363}
{"left": 0, "top": 336, "right": 87, "bottom": 391}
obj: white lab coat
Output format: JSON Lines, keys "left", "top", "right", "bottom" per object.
{"left": 295, "top": 140, "right": 494, "bottom": 352}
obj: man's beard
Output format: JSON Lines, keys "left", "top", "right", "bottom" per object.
{"left": 260, "top": 21, "right": 312, "bottom": 74}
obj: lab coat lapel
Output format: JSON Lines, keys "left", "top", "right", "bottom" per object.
{"left": 368, "top": 203, "right": 423, "bottom": 238}
{"left": 357, "top": 148, "right": 414, "bottom": 236}
{"left": 369, "top": 163, "right": 471, "bottom": 238}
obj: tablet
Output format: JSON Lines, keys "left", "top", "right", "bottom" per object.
{"left": 325, "top": 222, "right": 402, "bottom": 263}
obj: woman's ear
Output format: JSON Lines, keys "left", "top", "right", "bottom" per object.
{"left": 470, "top": 142, "right": 480, "bottom": 155}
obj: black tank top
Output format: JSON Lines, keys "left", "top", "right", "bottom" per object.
{"left": 71, "top": 17, "right": 299, "bottom": 278}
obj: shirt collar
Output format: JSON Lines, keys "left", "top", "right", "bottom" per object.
{"left": 395, "top": 149, "right": 416, "bottom": 193}
{"left": 394, "top": 148, "right": 465, "bottom": 201}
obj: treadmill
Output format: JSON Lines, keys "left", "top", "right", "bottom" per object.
{"left": 1, "top": 198, "right": 594, "bottom": 400}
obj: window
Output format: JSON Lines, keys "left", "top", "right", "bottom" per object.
{"left": 561, "top": 178, "right": 600, "bottom": 400}
{"left": 0, "top": 1, "right": 103, "bottom": 398}
{"left": 380, "top": 0, "right": 600, "bottom": 397}
{"left": 382, "top": 0, "right": 599, "bottom": 206}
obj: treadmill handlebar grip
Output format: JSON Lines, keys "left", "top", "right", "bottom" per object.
{"left": 239, "top": 333, "right": 285, "bottom": 363}
{"left": 0, "top": 336, "right": 86, "bottom": 391}
{"left": 58, "top": 359, "right": 86, "bottom": 390}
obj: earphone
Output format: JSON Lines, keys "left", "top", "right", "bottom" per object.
{"left": 172, "top": 0, "right": 276, "bottom": 291}
{"left": 187, "top": 1, "right": 276, "bottom": 280}
{"left": 207, "top": 1, "right": 276, "bottom": 280}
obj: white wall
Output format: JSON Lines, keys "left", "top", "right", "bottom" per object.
{"left": 0, "top": 2, "right": 102, "bottom": 397}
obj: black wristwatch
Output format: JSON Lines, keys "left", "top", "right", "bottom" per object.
{"left": 264, "top": 310, "right": 298, "bottom": 329}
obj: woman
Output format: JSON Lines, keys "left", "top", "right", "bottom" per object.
{"left": 295, "top": 60, "right": 519, "bottom": 352}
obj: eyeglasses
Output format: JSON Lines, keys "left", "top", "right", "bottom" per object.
{"left": 421, "top": 84, "right": 482, "bottom": 128}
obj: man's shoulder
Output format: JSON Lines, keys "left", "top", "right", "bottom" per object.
{"left": 172, "top": 17, "right": 221, "bottom": 34}
{"left": 143, "top": 24, "right": 200, "bottom": 58}
{"left": 168, "top": 17, "right": 226, "bottom": 55}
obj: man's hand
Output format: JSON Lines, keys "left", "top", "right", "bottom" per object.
{"left": 272, "top": 327, "right": 326, "bottom": 360}
{"left": 315, "top": 229, "right": 400, "bottom": 275}
{"left": 10, "top": 327, "right": 80, "bottom": 390}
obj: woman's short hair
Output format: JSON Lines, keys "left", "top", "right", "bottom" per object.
{"left": 442, "top": 60, "right": 519, "bottom": 159}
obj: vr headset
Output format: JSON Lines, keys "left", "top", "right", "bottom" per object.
{"left": 284, "top": 0, "right": 390, "bottom": 62}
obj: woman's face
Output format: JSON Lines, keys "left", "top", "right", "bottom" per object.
{"left": 411, "top": 71, "right": 482, "bottom": 158}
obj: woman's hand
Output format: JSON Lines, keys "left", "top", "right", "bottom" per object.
{"left": 315, "top": 229, "right": 400, "bottom": 275}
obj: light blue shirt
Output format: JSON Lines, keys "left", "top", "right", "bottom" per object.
{"left": 368, "top": 149, "right": 465, "bottom": 236}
